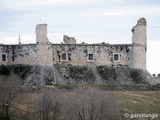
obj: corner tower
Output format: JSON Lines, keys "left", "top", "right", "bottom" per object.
{"left": 131, "top": 18, "right": 147, "bottom": 69}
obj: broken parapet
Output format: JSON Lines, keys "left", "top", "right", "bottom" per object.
{"left": 36, "top": 24, "right": 50, "bottom": 44}
{"left": 63, "top": 35, "right": 76, "bottom": 44}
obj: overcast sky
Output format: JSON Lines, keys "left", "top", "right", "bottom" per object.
{"left": 0, "top": 0, "right": 160, "bottom": 74}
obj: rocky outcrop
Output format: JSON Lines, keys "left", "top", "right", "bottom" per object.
{"left": 0, "top": 64, "right": 157, "bottom": 85}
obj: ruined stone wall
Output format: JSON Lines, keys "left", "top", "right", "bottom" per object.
{"left": 0, "top": 18, "right": 147, "bottom": 69}
{"left": 0, "top": 44, "right": 37, "bottom": 65}
{"left": 0, "top": 44, "right": 134, "bottom": 67}
{"left": 0, "top": 45, "right": 13, "bottom": 65}
{"left": 0, "top": 44, "right": 53, "bottom": 65}
{"left": 63, "top": 35, "right": 76, "bottom": 44}
{"left": 51, "top": 44, "right": 133, "bottom": 67}
{"left": 0, "top": 42, "right": 144, "bottom": 68}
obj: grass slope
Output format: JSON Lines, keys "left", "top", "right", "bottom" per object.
{"left": 5, "top": 87, "right": 160, "bottom": 120}
{"left": 112, "top": 91, "right": 160, "bottom": 120}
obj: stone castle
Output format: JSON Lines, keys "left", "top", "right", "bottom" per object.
{"left": 0, "top": 18, "right": 147, "bottom": 70}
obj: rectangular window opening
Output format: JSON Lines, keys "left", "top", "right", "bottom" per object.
{"left": 2, "top": 54, "right": 7, "bottom": 62}
{"left": 61, "top": 53, "right": 68, "bottom": 61}
{"left": 88, "top": 54, "right": 94, "bottom": 61}
{"left": 114, "top": 54, "right": 119, "bottom": 61}
{"left": 113, "top": 53, "right": 120, "bottom": 62}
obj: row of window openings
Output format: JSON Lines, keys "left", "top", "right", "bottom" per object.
{"left": 61, "top": 53, "right": 120, "bottom": 62}
{"left": 1, "top": 53, "right": 120, "bottom": 62}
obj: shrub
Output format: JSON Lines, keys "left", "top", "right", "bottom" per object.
{"left": 63, "top": 87, "right": 120, "bottom": 120}
{"left": 97, "top": 66, "right": 116, "bottom": 82}
{"left": 130, "top": 69, "right": 143, "bottom": 83}
{"left": 14, "top": 65, "right": 32, "bottom": 79}
{"left": 0, "top": 65, "right": 10, "bottom": 76}
{"left": 69, "top": 66, "right": 95, "bottom": 83}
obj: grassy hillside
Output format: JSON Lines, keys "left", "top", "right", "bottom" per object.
{"left": 10, "top": 87, "right": 160, "bottom": 120}
{"left": 113, "top": 91, "right": 160, "bottom": 118}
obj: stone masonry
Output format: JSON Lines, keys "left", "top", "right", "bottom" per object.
{"left": 0, "top": 18, "right": 147, "bottom": 70}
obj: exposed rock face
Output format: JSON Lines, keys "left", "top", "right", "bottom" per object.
{"left": 24, "top": 65, "right": 65, "bottom": 85}
{"left": 22, "top": 65, "right": 156, "bottom": 85}
{"left": 0, "top": 65, "right": 156, "bottom": 86}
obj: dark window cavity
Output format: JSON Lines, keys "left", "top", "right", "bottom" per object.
{"left": 2, "top": 54, "right": 7, "bottom": 62}
{"left": 113, "top": 53, "right": 120, "bottom": 62}
{"left": 88, "top": 54, "right": 94, "bottom": 61}
{"left": 62, "top": 53, "right": 67, "bottom": 60}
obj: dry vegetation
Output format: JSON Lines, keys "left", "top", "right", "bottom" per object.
{"left": 0, "top": 76, "right": 120, "bottom": 120}
{"left": 1, "top": 84, "right": 160, "bottom": 120}
{"left": 0, "top": 74, "right": 160, "bottom": 120}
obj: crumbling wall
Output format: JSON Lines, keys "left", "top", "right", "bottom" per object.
{"left": 0, "top": 18, "right": 147, "bottom": 69}
{"left": 63, "top": 35, "right": 76, "bottom": 44}
{"left": 52, "top": 44, "right": 133, "bottom": 66}
{"left": 0, "top": 45, "right": 38, "bottom": 65}
{"left": 0, "top": 45, "right": 13, "bottom": 65}
{"left": 12, "top": 45, "right": 38, "bottom": 65}
{"left": 0, "top": 44, "right": 134, "bottom": 66}
{"left": 0, "top": 44, "right": 53, "bottom": 65}
{"left": 36, "top": 24, "right": 50, "bottom": 44}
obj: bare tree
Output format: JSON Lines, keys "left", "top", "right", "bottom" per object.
{"left": 35, "top": 88, "right": 62, "bottom": 120}
{"left": 63, "top": 87, "right": 120, "bottom": 120}
{"left": 0, "top": 74, "right": 24, "bottom": 120}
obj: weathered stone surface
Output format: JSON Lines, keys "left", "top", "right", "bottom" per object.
{"left": 0, "top": 64, "right": 156, "bottom": 85}
{"left": 36, "top": 24, "right": 50, "bottom": 44}
{"left": 131, "top": 18, "right": 147, "bottom": 70}
{"left": 63, "top": 35, "right": 76, "bottom": 44}
{"left": 7, "top": 65, "right": 159, "bottom": 85}
{"left": 0, "top": 18, "right": 146, "bottom": 70}
{"left": 24, "top": 65, "right": 65, "bottom": 85}
{"left": 0, "top": 18, "right": 150, "bottom": 85}
{"left": 0, "top": 18, "right": 147, "bottom": 72}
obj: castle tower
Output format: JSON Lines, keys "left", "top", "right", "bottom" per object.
{"left": 35, "top": 24, "right": 53, "bottom": 65}
{"left": 35, "top": 24, "right": 50, "bottom": 44}
{"left": 131, "top": 18, "right": 147, "bottom": 69}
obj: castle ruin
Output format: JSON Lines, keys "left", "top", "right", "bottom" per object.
{"left": 0, "top": 18, "right": 147, "bottom": 70}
